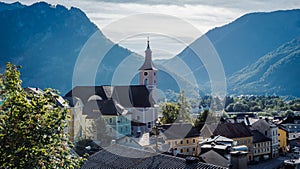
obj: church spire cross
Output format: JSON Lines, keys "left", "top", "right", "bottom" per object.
{"left": 138, "top": 37, "right": 156, "bottom": 71}
{"left": 147, "top": 36, "right": 150, "bottom": 49}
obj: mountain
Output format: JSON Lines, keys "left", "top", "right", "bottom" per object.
{"left": 0, "top": 1, "right": 24, "bottom": 12}
{"left": 0, "top": 2, "right": 189, "bottom": 95}
{"left": 174, "top": 9, "right": 300, "bottom": 84}
{"left": 228, "top": 38, "right": 300, "bottom": 96}
{"left": 170, "top": 9, "right": 300, "bottom": 96}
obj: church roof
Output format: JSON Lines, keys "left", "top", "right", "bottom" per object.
{"left": 65, "top": 85, "right": 155, "bottom": 108}
{"left": 83, "top": 99, "right": 129, "bottom": 118}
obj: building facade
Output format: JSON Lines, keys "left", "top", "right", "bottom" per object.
{"left": 252, "top": 119, "right": 279, "bottom": 158}
{"left": 160, "top": 123, "right": 201, "bottom": 156}
{"left": 251, "top": 130, "right": 271, "bottom": 162}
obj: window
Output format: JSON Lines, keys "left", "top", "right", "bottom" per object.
{"left": 137, "top": 116, "right": 140, "bottom": 120}
{"left": 109, "top": 118, "right": 112, "bottom": 123}
{"left": 193, "top": 139, "right": 195, "bottom": 143}
{"left": 148, "top": 122, "right": 151, "bottom": 128}
{"left": 186, "top": 140, "right": 189, "bottom": 144}
{"left": 193, "top": 148, "right": 195, "bottom": 151}
{"left": 175, "top": 141, "right": 177, "bottom": 145}
{"left": 144, "top": 72, "right": 148, "bottom": 76}
{"left": 187, "top": 148, "right": 189, "bottom": 152}
{"left": 265, "top": 131, "right": 267, "bottom": 136}
{"left": 126, "top": 126, "right": 128, "bottom": 132}
{"left": 120, "top": 127, "right": 123, "bottom": 132}
{"left": 144, "top": 78, "right": 148, "bottom": 85}
{"left": 180, "top": 140, "right": 183, "bottom": 144}
{"left": 180, "top": 149, "right": 183, "bottom": 153}
{"left": 110, "top": 128, "right": 112, "bottom": 133}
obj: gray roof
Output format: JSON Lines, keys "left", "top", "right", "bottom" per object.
{"left": 81, "top": 144, "right": 228, "bottom": 169}
{"left": 65, "top": 85, "right": 155, "bottom": 107}
{"left": 160, "top": 123, "right": 200, "bottom": 140}
{"left": 251, "top": 130, "right": 271, "bottom": 143}
{"left": 83, "top": 100, "right": 128, "bottom": 119}
{"left": 199, "top": 135, "right": 233, "bottom": 145}
{"left": 202, "top": 122, "right": 253, "bottom": 139}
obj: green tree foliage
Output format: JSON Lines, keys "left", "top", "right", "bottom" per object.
{"left": 160, "top": 91, "right": 191, "bottom": 124}
{"left": 160, "top": 102, "right": 179, "bottom": 124}
{"left": 223, "top": 95, "right": 300, "bottom": 114}
{"left": 0, "top": 63, "right": 84, "bottom": 168}
{"left": 194, "top": 110, "right": 217, "bottom": 129}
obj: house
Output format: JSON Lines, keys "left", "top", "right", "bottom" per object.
{"left": 198, "top": 135, "right": 233, "bottom": 155}
{"left": 200, "top": 122, "right": 253, "bottom": 161}
{"left": 251, "top": 119, "right": 279, "bottom": 158}
{"left": 198, "top": 135, "right": 234, "bottom": 167}
{"left": 160, "top": 123, "right": 201, "bottom": 156}
{"left": 82, "top": 99, "right": 131, "bottom": 140}
{"left": 64, "top": 97, "right": 84, "bottom": 142}
{"left": 278, "top": 126, "right": 289, "bottom": 153}
{"left": 279, "top": 116, "right": 300, "bottom": 141}
{"left": 251, "top": 130, "right": 271, "bottom": 162}
{"left": 81, "top": 144, "right": 228, "bottom": 169}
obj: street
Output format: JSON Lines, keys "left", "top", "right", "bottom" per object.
{"left": 248, "top": 156, "right": 289, "bottom": 169}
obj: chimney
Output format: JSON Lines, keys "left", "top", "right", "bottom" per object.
{"left": 233, "top": 116, "right": 237, "bottom": 123}
{"left": 265, "top": 117, "right": 269, "bottom": 123}
{"left": 230, "top": 151, "right": 248, "bottom": 169}
{"left": 185, "top": 156, "right": 199, "bottom": 164}
{"left": 111, "top": 139, "right": 116, "bottom": 145}
{"left": 245, "top": 115, "right": 250, "bottom": 126}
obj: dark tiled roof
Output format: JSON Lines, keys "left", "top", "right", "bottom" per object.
{"left": 65, "top": 85, "right": 154, "bottom": 107}
{"left": 281, "top": 116, "right": 300, "bottom": 124}
{"left": 81, "top": 144, "right": 228, "bottom": 169}
{"left": 251, "top": 130, "right": 271, "bottom": 143}
{"left": 206, "top": 123, "right": 252, "bottom": 139}
{"left": 83, "top": 100, "right": 124, "bottom": 118}
{"left": 65, "top": 86, "right": 107, "bottom": 105}
{"left": 161, "top": 123, "right": 200, "bottom": 140}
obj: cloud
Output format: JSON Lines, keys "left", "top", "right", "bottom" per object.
{"left": 2, "top": 0, "right": 300, "bottom": 58}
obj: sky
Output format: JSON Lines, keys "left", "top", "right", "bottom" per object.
{"left": 2, "top": 0, "right": 300, "bottom": 59}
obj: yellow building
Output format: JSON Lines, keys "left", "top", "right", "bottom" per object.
{"left": 278, "top": 126, "right": 288, "bottom": 153}
{"left": 160, "top": 123, "right": 200, "bottom": 156}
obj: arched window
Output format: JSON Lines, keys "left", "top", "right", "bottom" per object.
{"left": 144, "top": 78, "right": 148, "bottom": 85}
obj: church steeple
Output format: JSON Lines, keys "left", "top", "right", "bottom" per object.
{"left": 139, "top": 37, "right": 157, "bottom": 90}
{"left": 139, "top": 37, "right": 156, "bottom": 71}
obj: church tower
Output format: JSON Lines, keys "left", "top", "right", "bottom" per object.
{"left": 139, "top": 38, "right": 157, "bottom": 91}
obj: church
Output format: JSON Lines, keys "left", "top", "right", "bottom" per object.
{"left": 65, "top": 39, "right": 158, "bottom": 142}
